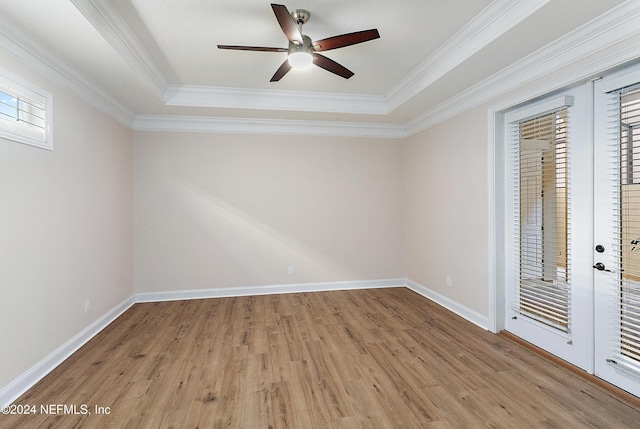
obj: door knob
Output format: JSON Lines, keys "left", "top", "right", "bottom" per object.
{"left": 595, "top": 244, "right": 605, "bottom": 253}
{"left": 593, "top": 262, "right": 611, "bottom": 272}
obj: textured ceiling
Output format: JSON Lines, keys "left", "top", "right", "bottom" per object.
{"left": 0, "top": 0, "right": 630, "bottom": 131}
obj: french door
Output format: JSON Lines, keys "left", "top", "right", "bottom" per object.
{"left": 504, "top": 67, "right": 640, "bottom": 397}
{"left": 594, "top": 68, "right": 640, "bottom": 398}
{"left": 504, "top": 86, "right": 593, "bottom": 371}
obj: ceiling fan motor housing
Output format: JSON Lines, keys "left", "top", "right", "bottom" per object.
{"left": 291, "top": 9, "right": 310, "bottom": 26}
{"left": 289, "top": 35, "right": 313, "bottom": 54}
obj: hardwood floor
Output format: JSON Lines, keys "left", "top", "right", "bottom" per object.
{"left": 2, "top": 287, "right": 640, "bottom": 428}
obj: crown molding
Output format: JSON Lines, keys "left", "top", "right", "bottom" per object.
{"left": 126, "top": 0, "right": 640, "bottom": 140}
{"left": 164, "top": 0, "right": 550, "bottom": 116}
{"left": 71, "top": 0, "right": 551, "bottom": 117}
{"left": 385, "top": 0, "right": 550, "bottom": 112}
{"left": 165, "top": 84, "right": 389, "bottom": 115}
{"left": 133, "top": 114, "right": 407, "bottom": 139}
{"left": 70, "top": 0, "right": 167, "bottom": 100}
{"left": 404, "top": 0, "right": 640, "bottom": 136}
{"left": 0, "top": 11, "right": 135, "bottom": 127}
{"left": 3, "top": 2, "right": 640, "bottom": 139}
{"left": 70, "top": 0, "right": 389, "bottom": 116}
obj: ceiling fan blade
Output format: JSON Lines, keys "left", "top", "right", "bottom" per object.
{"left": 217, "top": 45, "right": 287, "bottom": 52}
{"left": 270, "top": 60, "right": 292, "bottom": 82}
{"left": 313, "top": 53, "right": 354, "bottom": 79}
{"left": 312, "top": 29, "right": 380, "bottom": 52}
{"left": 271, "top": 3, "right": 303, "bottom": 44}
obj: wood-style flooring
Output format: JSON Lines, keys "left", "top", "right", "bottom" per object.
{"left": 2, "top": 287, "right": 640, "bottom": 428}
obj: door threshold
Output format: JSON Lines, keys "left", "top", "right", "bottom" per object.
{"left": 499, "top": 330, "right": 640, "bottom": 408}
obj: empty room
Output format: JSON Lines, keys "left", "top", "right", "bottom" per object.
{"left": 2, "top": 0, "right": 640, "bottom": 427}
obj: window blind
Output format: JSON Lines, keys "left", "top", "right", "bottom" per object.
{"left": 511, "top": 108, "right": 571, "bottom": 332}
{"left": 609, "top": 86, "right": 640, "bottom": 370}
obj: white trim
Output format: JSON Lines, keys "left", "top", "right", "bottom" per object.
{"left": 386, "top": 0, "right": 550, "bottom": 112}
{"left": 585, "top": 78, "right": 597, "bottom": 374}
{"left": 165, "top": 85, "right": 388, "bottom": 115}
{"left": 135, "top": 278, "right": 405, "bottom": 303}
{"left": 132, "top": 114, "right": 407, "bottom": 139}
{"left": 405, "top": 279, "right": 490, "bottom": 330}
{"left": 70, "top": 0, "right": 167, "bottom": 100}
{"left": 0, "top": 295, "right": 135, "bottom": 408}
{"left": 487, "top": 108, "right": 500, "bottom": 333}
{"left": 0, "top": 10, "right": 135, "bottom": 127}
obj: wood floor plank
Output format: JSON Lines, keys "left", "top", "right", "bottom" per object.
{"left": 2, "top": 288, "right": 640, "bottom": 428}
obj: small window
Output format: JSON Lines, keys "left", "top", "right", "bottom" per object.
{"left": 0, "top": 72, "right": 52, "bottom": 150}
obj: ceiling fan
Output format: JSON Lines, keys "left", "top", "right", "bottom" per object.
{"left": 217, "top": 3, "right": 380, "bottom": 82}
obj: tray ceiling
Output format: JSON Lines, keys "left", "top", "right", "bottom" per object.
{"left": 0, "top": 0, "right": 632, "bottom": 136}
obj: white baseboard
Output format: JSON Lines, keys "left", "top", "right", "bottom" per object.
{"left": 406, "top": 279, "right": 489, "bottom": 330}
{"left": 0, "top": 295, "right": 135, "bottom": 408}
{"left": 1, "top": 277, "right": 489, "bottom": 407}
{"left": 135, "top": 278, "right": 406, "bottom": 302}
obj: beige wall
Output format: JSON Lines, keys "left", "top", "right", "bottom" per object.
{"left": 134, "top": 132, "right": 405, "bottom": 292}
{"left": 0, "top": 54, "right": 134, "bottom": 388}
{"left": 404, "top": 106, "right": 489, "bottom": 316}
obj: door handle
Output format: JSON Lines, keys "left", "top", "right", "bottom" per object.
{"left": 593, "top": 262, "right": 612, "bottom": 272}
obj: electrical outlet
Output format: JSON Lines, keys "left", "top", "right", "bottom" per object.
{"left": 288, "top": 266, "right": 294, "bottom": 274}
{"left": 84, "top": 299, "right": 90, "bottom": 312}
{"left": 446, "top": 276, "right": 452, "bottom": 288}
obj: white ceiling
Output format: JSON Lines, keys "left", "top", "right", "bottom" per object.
{"left": 0, "top": 0, "right": 632, "bottom": 135}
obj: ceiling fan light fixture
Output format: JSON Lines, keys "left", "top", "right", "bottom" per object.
{"left": 288, "top": 51, "right": 313, "bottom": 69}
{"left": 287, "top": 34, "right": 314, "bottom": 69}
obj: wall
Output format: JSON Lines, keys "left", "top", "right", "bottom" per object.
{"left": 404, "top": 106, "right": 489, "bottom": 317}
{"left": 134, "top": 132, "right": 405, "bottom": 293}
{"left": 0, "top": 53, "right": 134, "bottom": 389}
